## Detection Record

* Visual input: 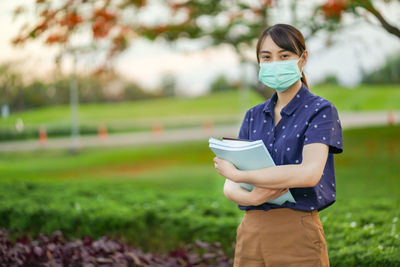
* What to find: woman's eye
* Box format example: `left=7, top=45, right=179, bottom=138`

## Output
left=281, top=54, right=289, bottom=59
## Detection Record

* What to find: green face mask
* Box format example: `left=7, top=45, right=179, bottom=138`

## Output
left=258, top=54, right=303, bottom=92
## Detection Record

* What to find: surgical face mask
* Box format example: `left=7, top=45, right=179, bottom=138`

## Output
left=258, top=53, right=304, bottom=92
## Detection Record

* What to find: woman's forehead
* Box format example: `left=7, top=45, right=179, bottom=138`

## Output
left=259, top=35, right=287, bottom=53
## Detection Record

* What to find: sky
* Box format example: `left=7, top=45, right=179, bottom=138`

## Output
left=1, top=0, right=399, bottom=96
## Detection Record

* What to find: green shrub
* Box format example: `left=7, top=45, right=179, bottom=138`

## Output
left=0, top=126, right=399, bottom=266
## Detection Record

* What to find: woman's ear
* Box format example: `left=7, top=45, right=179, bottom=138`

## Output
left=301, top=50, right=308, bottom=68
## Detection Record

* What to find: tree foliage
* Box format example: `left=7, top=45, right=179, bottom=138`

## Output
left=308, top=0, right=400, bottom=38
left=12, top=0, right=273, bottom=70
left=11, top=0, right=400, bottom=97
left=362, top=53, right=400, bottom=84
left=210, top=75, right=235, bottom=93
left=0, top=64, right=156, bottom=111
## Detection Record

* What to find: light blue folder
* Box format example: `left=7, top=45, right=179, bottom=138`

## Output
left=209, top=138, right=296, bottom=205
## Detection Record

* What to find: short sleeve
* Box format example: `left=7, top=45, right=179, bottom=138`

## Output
left=238, top=110, right=250, bottom=139
left=304, top=103, right=343, bottom=154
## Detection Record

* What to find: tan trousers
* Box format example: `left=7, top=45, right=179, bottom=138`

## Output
left=233, top=208, right=329, bottom=267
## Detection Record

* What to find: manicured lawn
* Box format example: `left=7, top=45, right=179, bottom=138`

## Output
left=311, top=84, right=400, bottom=111
left=0, top=90, right=260, bottom=129
left=1, top=83, right=399, bottom=130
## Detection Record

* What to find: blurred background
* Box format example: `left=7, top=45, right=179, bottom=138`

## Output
left=0, top=0, right=399, bottom=266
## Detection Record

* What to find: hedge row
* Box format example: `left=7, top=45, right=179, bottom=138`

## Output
left=0, top=181, right=399, bottom=266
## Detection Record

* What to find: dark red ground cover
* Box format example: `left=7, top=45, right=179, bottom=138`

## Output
left=0, top=229, right=232, bottom=266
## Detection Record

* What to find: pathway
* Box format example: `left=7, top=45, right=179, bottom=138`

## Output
left=0, top=111, right=398, bottom=152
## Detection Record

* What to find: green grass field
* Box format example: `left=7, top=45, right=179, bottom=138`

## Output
left=1, top=84, right=399, bottom=131
left=0, top=125, right=399, bottom=266
left=0, top=90, right=259, bottom=129
left=312, top=84, right=400, bottom=111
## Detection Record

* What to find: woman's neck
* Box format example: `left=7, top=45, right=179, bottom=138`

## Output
left=275, top=80, right=302, bottom=109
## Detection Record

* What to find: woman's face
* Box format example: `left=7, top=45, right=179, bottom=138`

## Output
left=258, top=35, right=307, bottom=70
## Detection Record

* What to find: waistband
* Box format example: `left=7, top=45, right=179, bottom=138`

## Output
left=242, top=208, right=319, bottom=229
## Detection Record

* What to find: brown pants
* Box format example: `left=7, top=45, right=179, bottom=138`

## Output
left=234, top=208, right=329, bottom=267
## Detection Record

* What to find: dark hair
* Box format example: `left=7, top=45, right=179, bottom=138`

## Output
left=256, top=24, right=309, bottom=89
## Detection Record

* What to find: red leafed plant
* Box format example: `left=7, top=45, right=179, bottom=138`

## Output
left=0, top=228, right=232, bottom=266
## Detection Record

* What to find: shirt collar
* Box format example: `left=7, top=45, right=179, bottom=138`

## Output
left=263, top=82, right=308, bottom=116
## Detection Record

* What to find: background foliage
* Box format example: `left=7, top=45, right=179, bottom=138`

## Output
left=1, top=125, right=399, bottom=266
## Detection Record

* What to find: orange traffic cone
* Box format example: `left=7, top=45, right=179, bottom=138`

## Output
left=388, top=109, right=395, bottom=126
left=39, top=126, right=47, bottom=147
left=152, top=122, right=163, bottom=138
left=203, top=119, right=214, bottom=136
left=98, top=124, right=108, bottom=142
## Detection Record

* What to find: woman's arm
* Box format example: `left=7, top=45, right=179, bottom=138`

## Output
left=223, top=179, right=253, bottom=206
left=215, top=143, right=329, bottom=189
left=223, top=179, right=289, bottom=206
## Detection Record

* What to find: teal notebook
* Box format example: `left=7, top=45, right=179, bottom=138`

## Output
left=209, top=137, right=296, bottom=205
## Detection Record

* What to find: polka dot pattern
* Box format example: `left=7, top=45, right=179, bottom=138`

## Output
left=236, top=82, right=342, bottom=212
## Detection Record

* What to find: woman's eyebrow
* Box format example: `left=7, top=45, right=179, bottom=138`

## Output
left=259, top=49, right=289, bottom=54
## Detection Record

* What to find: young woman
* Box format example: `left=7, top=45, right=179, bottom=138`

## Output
left=213, top=24, right=343, bottom=267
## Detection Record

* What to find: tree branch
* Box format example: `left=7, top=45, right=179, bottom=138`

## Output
left=361, top=1, right=400, bottom=39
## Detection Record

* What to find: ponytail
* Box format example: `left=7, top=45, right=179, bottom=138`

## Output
left=301, top=72, right=309, bottom=90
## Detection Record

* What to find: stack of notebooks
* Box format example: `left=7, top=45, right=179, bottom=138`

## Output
left=209, top=137, right=296, bottom=205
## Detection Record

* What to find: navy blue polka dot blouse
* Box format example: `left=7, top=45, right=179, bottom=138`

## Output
left=237, top=82, right=343, bottom=212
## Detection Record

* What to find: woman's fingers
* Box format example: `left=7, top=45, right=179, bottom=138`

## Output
left=213, top=157, right=219, bottom=168
left=272, top=188, right=289, bottom=198
left=255, top=187, right=287, bottom=193
left=251, top=186, right=290, bottom=205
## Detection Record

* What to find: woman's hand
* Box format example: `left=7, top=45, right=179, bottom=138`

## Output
left=213, top=157, right=241, bottom=182
left=249, top=186, right=289, bottom=206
